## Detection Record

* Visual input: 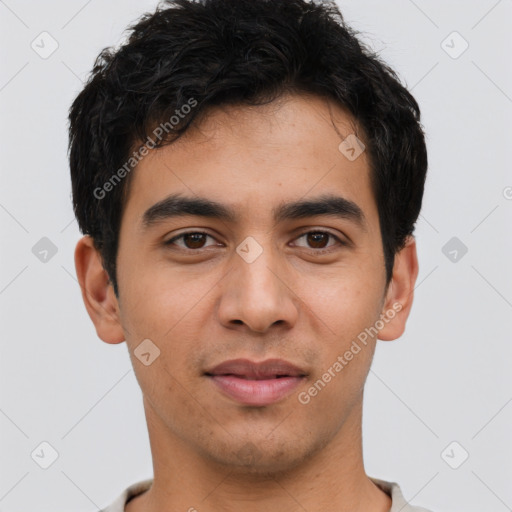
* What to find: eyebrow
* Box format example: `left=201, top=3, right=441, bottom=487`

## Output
left=141, top=193, right=367, bottom=231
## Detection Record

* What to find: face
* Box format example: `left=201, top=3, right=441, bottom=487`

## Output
left=76, top=92, right=417, bottom=475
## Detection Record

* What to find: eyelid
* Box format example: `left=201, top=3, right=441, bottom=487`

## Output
left=164, top=230, right=219, bottom=247
left=291, top=228, right=348, bottom=248
left=164, top=228, right=349, bottom=251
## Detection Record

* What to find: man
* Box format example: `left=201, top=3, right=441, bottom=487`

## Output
left=69, top=0, right=431, bottom=510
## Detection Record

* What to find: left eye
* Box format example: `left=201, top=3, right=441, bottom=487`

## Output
left=293, top=230, right=341, bottom=250
left=165, top=230, right=342, bottom=251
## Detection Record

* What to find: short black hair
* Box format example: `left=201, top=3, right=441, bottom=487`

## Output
left=68, top=0, right=428, bottom=297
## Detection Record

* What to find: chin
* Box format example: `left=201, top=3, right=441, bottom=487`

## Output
left=202, top=434, right=318, bottom=477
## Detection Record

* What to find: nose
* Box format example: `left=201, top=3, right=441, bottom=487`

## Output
left=216, top=239, right=299, bottom=334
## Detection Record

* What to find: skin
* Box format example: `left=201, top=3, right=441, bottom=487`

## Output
left=75, top=92, right=418, bottom=512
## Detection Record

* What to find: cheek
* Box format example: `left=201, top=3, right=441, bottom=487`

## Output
left=118, top=255, right=214, bottom=337
left=296, top=280, right=382, bottom=417
left=296, top=268, right=384, bottom=402
left=118, top=268, right=217, bottom=402
left=302, top=262, right=384, bottom=333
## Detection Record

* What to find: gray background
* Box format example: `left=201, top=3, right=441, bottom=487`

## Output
left=1, top=0, right=511, bottom=510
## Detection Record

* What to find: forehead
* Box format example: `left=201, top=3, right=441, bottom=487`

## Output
left=121, top=93, right=378, bottom=230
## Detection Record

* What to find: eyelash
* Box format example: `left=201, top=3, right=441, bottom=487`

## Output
left=164, top=229, right=346, bottom=253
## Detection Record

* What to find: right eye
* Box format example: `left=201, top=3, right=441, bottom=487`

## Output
left=164, top=231, right=221, bottom=251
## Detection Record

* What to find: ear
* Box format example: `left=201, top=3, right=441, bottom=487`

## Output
left=74, top=235, right=125, bottom=344
left=378, top=235, right=419, bottom=341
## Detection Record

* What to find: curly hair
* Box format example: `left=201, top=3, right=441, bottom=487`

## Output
left=68, top=0, right=428, bottom=297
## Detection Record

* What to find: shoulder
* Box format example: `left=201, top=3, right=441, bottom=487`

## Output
left=370, top=477, right=434, bottom=512
left=99, top=478, right=153, bottom=512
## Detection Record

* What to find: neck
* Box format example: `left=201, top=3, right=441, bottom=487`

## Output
left=126, top=398, right=391, bottom=512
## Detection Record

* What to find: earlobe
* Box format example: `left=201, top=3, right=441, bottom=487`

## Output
left=74, top=236, right=125, bottom=344
left=378, top=236, right=419, bottom=342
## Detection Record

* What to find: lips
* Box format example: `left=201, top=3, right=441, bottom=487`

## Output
left=205, top=358, right=307, bottom=406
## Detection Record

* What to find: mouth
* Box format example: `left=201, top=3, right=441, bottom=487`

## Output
left=205, top=358, right=307, bottom=406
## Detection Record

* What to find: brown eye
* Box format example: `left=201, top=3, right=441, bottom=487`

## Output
left=165, top=232, right=216, bottom=250
left=294, top=230, right=341, bottom=250
left=182, top=233, right=208, bottom=249
left=305, top=232, right=330, bottom=249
